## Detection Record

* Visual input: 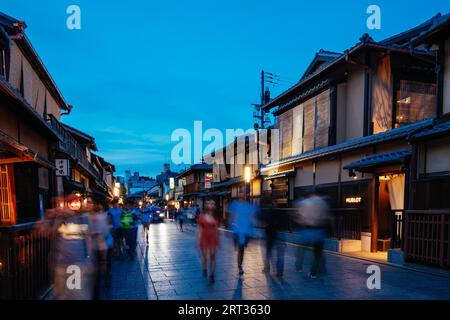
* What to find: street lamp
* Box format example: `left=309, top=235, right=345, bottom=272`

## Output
left=244, top=166, right=251, bottom=201
left=165, top=194, right=170, bottom=219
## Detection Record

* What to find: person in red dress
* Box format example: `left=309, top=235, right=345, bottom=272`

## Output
left=197, top=199, right=219, bottom=283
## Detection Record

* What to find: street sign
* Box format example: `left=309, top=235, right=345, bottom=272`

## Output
left=55, top=159, right=70, bottom=176
left=205, top=173, right=212, bottom=189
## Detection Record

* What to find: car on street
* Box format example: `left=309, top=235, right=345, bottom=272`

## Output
left=149, top=206, right=165, bottom=223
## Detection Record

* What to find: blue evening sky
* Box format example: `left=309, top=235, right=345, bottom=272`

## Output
left=1, top=0, right=449, bottom=177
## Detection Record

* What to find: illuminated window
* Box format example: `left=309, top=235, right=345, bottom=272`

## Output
left=0, top=164, right=14, bottom=224
left=395, top=80, right=436, bottom=127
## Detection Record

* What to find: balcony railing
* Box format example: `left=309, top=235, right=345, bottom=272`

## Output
left=48, top=115, right=104, bottom=186
left=0, top=222, right=51, bottom=299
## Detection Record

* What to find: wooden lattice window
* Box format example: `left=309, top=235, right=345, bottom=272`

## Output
left=0, top=164, right=14, bottom=224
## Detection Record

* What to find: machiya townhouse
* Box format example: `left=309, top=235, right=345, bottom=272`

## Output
left=0, top=11, right=116, bottom=299
left=203, top=12, right=450, bottom=269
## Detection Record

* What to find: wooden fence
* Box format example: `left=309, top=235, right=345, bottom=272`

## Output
left=404, top=210, right=450, bottom=268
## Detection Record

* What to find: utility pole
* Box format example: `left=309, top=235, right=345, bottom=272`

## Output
left=260, top=70, right=265, bottom=129
left=253, top=70, right=270, bottom=130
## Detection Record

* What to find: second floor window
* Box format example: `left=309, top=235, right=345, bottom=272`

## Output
left=302, top=89, right=331, bottom=152
left=395, top=80, right=436, bottom=127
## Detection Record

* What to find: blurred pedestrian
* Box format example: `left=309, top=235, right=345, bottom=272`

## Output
left=87, top=196, right=112, bottom=300
left=197, top=199, right=220, bottom=283
left=294, top=189, right=331, bottom=278
left=228, top=195, right=257, bottom=276
left=46, top=195, right=94, bottom=300
left=194, top=204, right=201, bottom=221
left=177, top=205, right=186, bottom=232
left=260, top=204, right=285, bottom=277
left=107, top=200, right=124, bottom=259
left=120, top=202, right=140, bottom=260
left=141, top=204, right=152, bottom=244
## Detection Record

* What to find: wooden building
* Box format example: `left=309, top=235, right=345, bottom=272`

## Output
left=260, top=14, right=447, bottom=264
left=0, top=11, right=116, bottom=298
left=177, top=163, right=213, bottom=208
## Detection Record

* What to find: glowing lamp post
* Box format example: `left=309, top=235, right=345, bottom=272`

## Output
left=244, top=166, right=251, bottom=201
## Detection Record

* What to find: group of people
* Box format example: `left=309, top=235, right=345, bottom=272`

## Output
left=43, top=196, right=155, bottom=300
left=175, top=203, right=200, bottom=231
left=43, top=189, right=331, bottom=299
left=195, top=189, right=332, bottom=282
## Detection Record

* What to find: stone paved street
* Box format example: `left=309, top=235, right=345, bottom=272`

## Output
left=105, top=222, right=450, bottom=300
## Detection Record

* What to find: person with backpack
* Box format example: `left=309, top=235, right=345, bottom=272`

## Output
left=120, top=202, right=140, bottom=260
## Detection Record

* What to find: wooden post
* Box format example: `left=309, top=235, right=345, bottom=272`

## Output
left=440, top=213, right=445, bottom=267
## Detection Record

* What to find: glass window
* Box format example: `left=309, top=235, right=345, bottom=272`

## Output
left=395, top=80, right=436, bottom=127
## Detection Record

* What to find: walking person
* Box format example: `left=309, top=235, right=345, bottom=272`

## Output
left=260, top=204, right=285, bottom=277
left=107, top=200, right=124, bottom=259
left=197, top=199, right=220, bottom=283
left=294, top=189, right=331, bottom=278
left=141, top=204, right=152, bottom=244
left=177, top=205, right=186, bottom=232
left=228, top=195, right=257, bottom=276
left=120, top=202, right=140, bottom=260
left=87, top=196, right=111, bottom=300
left=45, top=194, right=95, bottom=300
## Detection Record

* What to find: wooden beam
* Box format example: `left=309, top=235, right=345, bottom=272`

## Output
left=0, top=157, right=29, bottom=165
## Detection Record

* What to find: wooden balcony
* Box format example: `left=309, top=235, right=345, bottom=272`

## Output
left=48, top=114, right=104, bottom=187
left=183, top=182, right=205, bottom=194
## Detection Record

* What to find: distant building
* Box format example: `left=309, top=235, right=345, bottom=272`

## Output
left=176, top=163, right=213, bottom=209
left=156, top=163, right=179, bottom=202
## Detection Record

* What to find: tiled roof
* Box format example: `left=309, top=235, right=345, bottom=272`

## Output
left=343, top=149, right=411, bottom=171
left=263, top=119, right=433, bottom=170
left=410, top=119, right=450, bottom=140
left=382, top=12, right=450, bottom=47
left=211, top=176, right=243, bottom=189
left=300, top=49, right=342, bottom=81
left=263, top=169, right=295, bottom=181
left=176, top=163, right=212, bottom=178
left=273, top=80, right=329, bottom=115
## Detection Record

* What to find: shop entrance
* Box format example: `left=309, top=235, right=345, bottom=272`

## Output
left=376, top=173, right=405, bottom=252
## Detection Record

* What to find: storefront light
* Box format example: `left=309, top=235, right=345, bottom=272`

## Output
left=68, top=198, right=82, bottom=211
left=345, top=197, right=362, bottom=204
left=244, top=166, right=251, bottom=183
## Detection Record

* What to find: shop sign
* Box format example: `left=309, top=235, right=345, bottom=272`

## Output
left=55, top=159, right=70, bottom=176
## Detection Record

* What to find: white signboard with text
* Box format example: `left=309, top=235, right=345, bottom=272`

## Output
left=55, top=159, right=70, bottom=177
